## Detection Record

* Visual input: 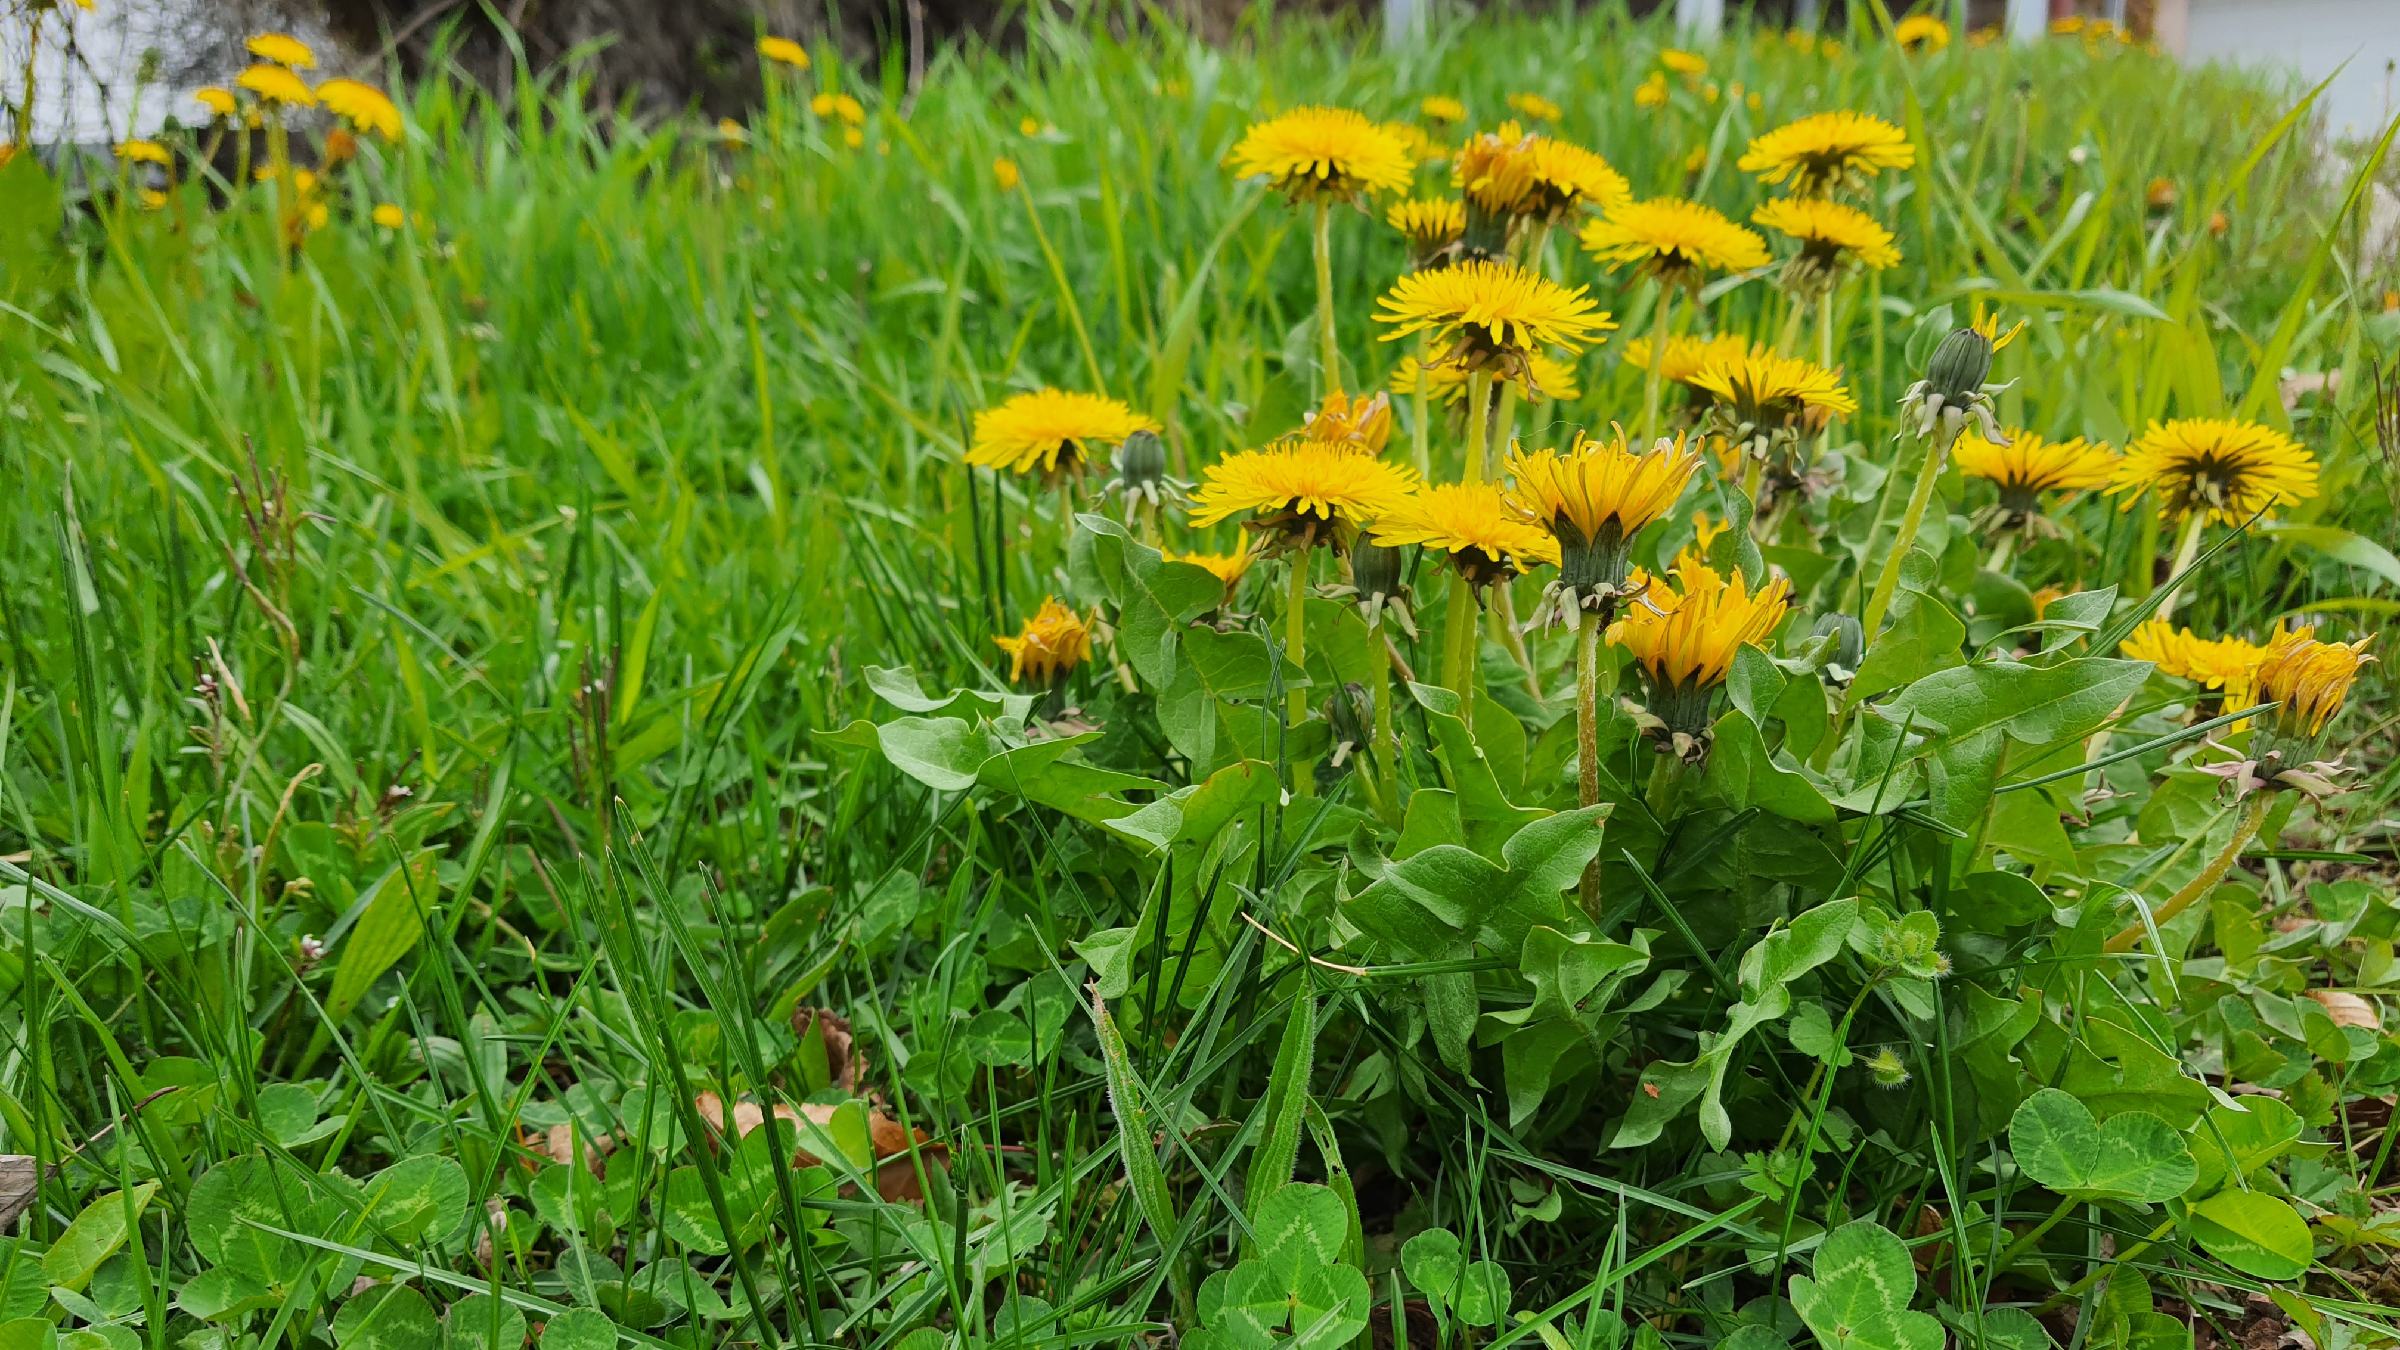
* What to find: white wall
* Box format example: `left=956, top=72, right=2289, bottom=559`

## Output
left=2181, top=0, right=2400, bottom=143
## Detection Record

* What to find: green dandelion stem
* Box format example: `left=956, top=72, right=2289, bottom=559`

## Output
left=1576, top=609, right=1606, bottom=914
left=1286, top=550, right=1311, bottom=734
left=1312, top=198, right=1341, bottom=397
left=1862, top=430, right=1950, bottom=641
left=2103, top=790, right=2271, bottom=955
left=2153, top=512, right=2208, bottom=623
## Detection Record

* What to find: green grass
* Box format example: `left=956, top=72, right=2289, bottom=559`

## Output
left=3, top=3, right=2400, bottom=1348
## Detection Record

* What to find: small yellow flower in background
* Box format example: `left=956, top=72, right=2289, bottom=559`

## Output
left=1227, top=106, right=1414, bottom=204
left=1739, top=111, right=1915, bottom=196
left=317, top=78, right=402, bottom=142
left=115, top=139, right=171, bottom=166
left=1821, top=37, right=1846, bottom=60
left=236, top=64, right=317, bottom=107
left=1381, top=120, right=1445, bottom=167
left=322, top=127, right=359, bottom=165
left=1166, top=548, right=1257, bottom=592
left=1954, top=430, right=2118, bottom=531
left=1691, top=512, right=1728, bottom=554
left=1374, top=258, right=1615, bottom=382
left=1701, top=82, right=1721, bottom=105
left=1387, top=350, right=1582, bottom=405
left=993, top=156, right=1022, bottom=191
left=810, top=92, right=866, bottom=125
left=194, top=87, right=238, bottom=119
left=1419, top=95, right=1468, bottom=125
left=1299, top=390, right=1394, bottom=455
left=844, top=128, right=866, bottom=149
left=1019, top=116, right=1043, bottom=137
left=139, top=188, right=169, bottom=210
left=1634, top=73, right=1669, bottom=110
left=245, top=32, right=317, bottom=70
left=757, top=35, right=810, bottom=70
left=1681, top=146, right=1707, bottom=175
left=2210, top=211, right=2231, bottom=237
left=1579, top=198, right=1770, bottom=286
left=1659, top=48, right=1708, bottom=77
left=1370, top=481, right=1561, bottom=590
left=2108, top=417, right=2320, bottom=525
left=1623, top=332, right=1759, bottom=388
left=2123, top=619, right=2278, bottom=713
left=1187, top=439, right=1422, bottom=550
left=718, top=117, right=750, bottom=146
left=995, top=597, right=1094, bottom=686
left=1506, top=92, right=1562, bottom=123
left=2253, top=631, right=2373, bottom=738
left=967, top=389, right=1161, bottom=479
left=1746, top=91, right=1764, bottom=112
left=1893, top=14, right=1951, bottom=52
left=1612, top=558, right=1791, bottom=753
left=1752, top=196, right=1900, bottom=288
left=2145, top=177, right=2178, bottom=210
left=371, top=202, right=406, bottom=229
left=1387, top=196, right=1466, bottom=260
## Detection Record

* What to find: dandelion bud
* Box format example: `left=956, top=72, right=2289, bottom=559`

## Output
left=1809, top=612, right=1864, bottom=683
left=1924, top=327, right=1992, bottom=408
left=1332, top=537, right=1418, bottom=637
left=1323, top=681, right=1376, bottom=769
left=1108, top=429, right=1187, bottom=517
left=1899, top=324, right=2010, bottom=445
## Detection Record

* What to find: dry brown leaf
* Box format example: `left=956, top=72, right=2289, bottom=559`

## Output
left=692, top=1092, right=944, bottom=1203
left=0, top=1156, right=36, bottom=1232
left=792, top=1008, right=866, bottom=1092
left=540, top=1122, right=615, bottom=1175
left=2309, top=990, right=2380, bottom=1030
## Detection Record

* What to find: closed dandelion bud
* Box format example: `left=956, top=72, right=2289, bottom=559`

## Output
left=1332, top=537, right=1418, bottom=636
left=1924, top=327, right=1992, bottom=407
left=1108, top=429, right=1186, bottom=515
left=1323, top=681, right=1376, bottom=769
left=1810, top=612, right=1864, bottom=683
left=1864, top=1048, right=1910, bottom=1089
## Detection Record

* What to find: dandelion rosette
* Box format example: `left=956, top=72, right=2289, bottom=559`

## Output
left=1187, top=439, right=1421, bottom=552
left=1739, top=111, right=1915, bottom=196
left=1374, top=259, right=1614, bottom=386
left=1610, top=559, right=1791, bottom=759
left=1227, top=106, right=1414, bottom=205
left=1506, top=429, right=1702, bottom=623
left=966, top=389, right=1161, bottom=481
left=1368, top=481, right=1561, bottom=592
left=2107, top=417, right=2320, bottom=525
left=1580, top=198, right=1769, bottom=287
left=995, top=597, right=1094, bottom=686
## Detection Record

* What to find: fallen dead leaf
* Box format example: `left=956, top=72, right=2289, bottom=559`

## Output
left=2308, top=990, right=2380, bottom=1031
left=792, top=1008, right=865, bottom=1092
left=0, top=1156, right=36, bottom=1231
left=693, top=1091, right=944, bottom=1203
left=540, top=1122, right=616, bottom=1175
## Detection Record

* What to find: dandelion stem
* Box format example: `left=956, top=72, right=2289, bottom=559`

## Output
left=1410, top=336, right=1432, bottom=476
left=1446, top=371, right=1495, bottom=713
left=1576, top=609, right=1606, bottom=914
left=1812, top=285, right=1838, bottom=464
left=1486, top=381, right=1537, bottom=684
left=1984, top=531, right=2017, bottom=576
left=1286, top=552, right=1311, bottom=729
left=2103, top=791, right=2270, bottom=954
left=1639, top=283, right=1677, bottom=447
left=1644, top=748, right=1684, bottom=820
left=1463, top=370, right=1492, bottom=486
left=1312, top=199, right=1342, bottom=397
left=1862, top=430, right=1949, bottom=641
left=2153, top=513, right=2208, bottom=622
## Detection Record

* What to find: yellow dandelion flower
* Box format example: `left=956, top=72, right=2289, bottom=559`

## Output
left=1635, top=73, right=1670, bottom=110
left=1969, top=306, right=2028, bottom=353
left=1388, top=350, right=1583, bottom=405
left=1374, top=259, right=1615, bottom=378
left=2145, top=176, right=2178, bottom=210
left=1623, top=333, right=1759, bottom=387
left=1692, top=512, right=1729, bottom=554
left=1580, top=198, right=1770, bottom=284
left=1954, top=430, right=2117, bottom=527
left=194, top=86, right=238, bottom=119
left=719, top=117, right=751, bottom=146
left=1299, top=391, right=1395, bottom=455
left=316, top=78, right=402, bottom=142
left=1187, top=440, right=1422, bottom=548
left=235, top=64, right=316, bottom=107
left=1751, top=197, right=1900, bottom=279
left=1506, top=430, right=1702, bottom=552
left=995, top=598, right=1093, bottom=686
left=2108, top=418, right=2320, bottom=525
left=1387, top=195, right=1466, bottom=257
left=115, top=139, right=171, bottom=166
left=757, top=35, right=810, bottom=70
left=1738, top=111, right=1915, bottom=196
left=1420, top=95, right=1468, bottom=124
left=1382, top=120, right=1445, bottom=166
left=1515, top=131, right=1632, bottom=221
left=993, top=156, right=1021, bottom=191
left=1660, top=48, right=1709, bottom=76
left=1893, top=14, right=1951, bottom=52
left=2254, top=631, right=2373, bottom=738
left=1227, top=106, right=1414, bottom=204
left=1454, top=123, right=1536, bottom=216
left=1370, top=481, right=1561, bottom=588
left=843, top=127, right=866, bottom=149
left=371, top=202, right=406, bottom=229
left=1690, top=348, right=1857, bottom=446
left=245, top=32, right=317, bottom=69
left=1611, top=560, right=1791, bottom=719
left=1167, top=548, right=1257, bottom=591
left=2122, top=619, right=2278, bottom=712
left=967, top=389, right=1162, bottom=478
left=1507, top=92, right=1563, bottom=123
